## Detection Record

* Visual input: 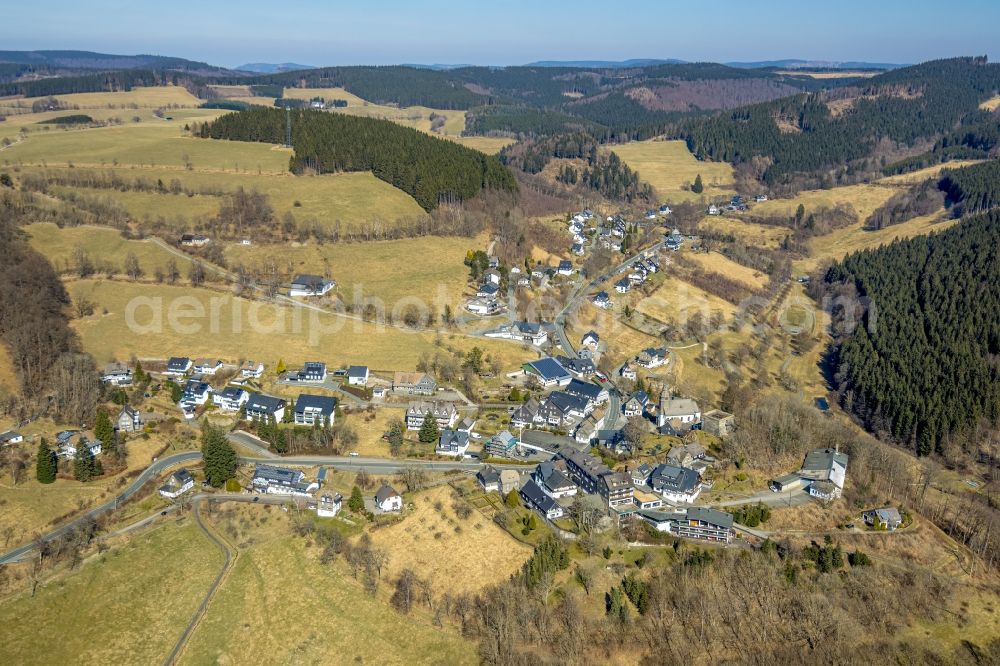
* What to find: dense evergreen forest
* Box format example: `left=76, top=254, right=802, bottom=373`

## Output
left=0, top=69, right=200, bottom=97
left=882, top=116, right=1000, bottom=176
left=822, top=209, right=1000, bottom=455
left=676, top=58, right=1000, bottom=187
left=199, top=107, right=517, bottom=210
left=938, top=159, right=1000, bottom=214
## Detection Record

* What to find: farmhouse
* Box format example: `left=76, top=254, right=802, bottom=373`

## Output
left=158, top=470, right=194, bottom=499
left=101, top=361, right=133, bottom=385
left=393, top=371, right=437, bottom=395
left=317, top=493, right=343, bottom=518
left=520, top=479, right=565, bottom=520
left=288, top=361, right=327, bottom=383
left=115, top=406, right=142, bottom=433
left=347, top=365, right=369, bottom=386
left=245, top=393, right=286, bottom=422
left=640, top=507, right=734, bottom=543
left=293, top=394, right=337, bottom=427
left=523, top=357, right=571, bottom=388
left=164, top=357, right=192, bottom=377
left=375, top=483, right=403, bottom=512
left=437, top=429, right=470, bottom=457
left=239, top=360, right=265, bottom=379
left=213, top=386, right=249, bottom=412
left=252, top=465, right=318, bottom=497
left=405, top=401, right=458, bottom=430
left=650, top=464, right=702, bottom=504
left=289, top=274, right=336, bottom=297
left=863, top=507, right=903, bottom=531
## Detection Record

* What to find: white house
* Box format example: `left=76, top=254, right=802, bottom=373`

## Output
left=317, top=493, right=343, bottom=517
left=252, top=465, right=318, bottom=497
left=0, top=431, right=24, bottom=446
left=164, top=357, right=192, bottom=377
left=293, top=394, right=337, bottom=427
left=181, top=380, right=213, bottom=406
left=708, top=204, right=720, bottom=216
left=437, top=429, right=471, bottom=457
left=581, top=331, right=600, bottom=348
left=534, top=461, right=577, bottom=499
left=193, top=358, right=223, bottom=375
left=239, top=360, right=265, bottom=379
left=620, top=364, right=637, bottom=381
left=115, top=406, right=142, bottom=433
left=615, top=278, right=631, bottom=293
left=557, top=260, right=574, bottom=276
left=289, top=274, right=335, bottom=297
left=375, top=484, right=403, bottom=512
left=347, top=365, right=369, bottom=386
left=213, top=386, right=249, bottom=412
left=650, top=464, right=702, bottom=504
left=245, top=393, right=286, bottom=422
left=59, top=437, right=102, bottom=460
left=657, top=396, right=702, bottom=428
left=101, top=361, right=133, bottom=385
left=159, top=469, right=194, bottom=499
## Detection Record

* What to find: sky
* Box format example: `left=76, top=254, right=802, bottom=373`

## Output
left=3, top=0, right=999, bottom=68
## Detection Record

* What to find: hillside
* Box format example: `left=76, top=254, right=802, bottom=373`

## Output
left=199, top=106, right=517, bottom=210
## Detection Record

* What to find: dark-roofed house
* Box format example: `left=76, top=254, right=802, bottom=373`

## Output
left=101, top=361, right=133, bottom=385
left=558, top=356, right=596, bottom=378
left=635, top=347, right=668, bottom=369
left=581, top=331, right=600, bottom=348
left=181, top=380, right=213, bottom=406
left=115, top=406, right=142, bottom=433
left=863, top=507, right=903, bottom=531
left=602, top=472, right=635, bottom=508
left=665, top=443, right=706, bottom=468
left=164, top=357, right=192, bottom=377
left=289, top=361, right=327, bottom=383
left=564, top=377, right=607, bottom=405
left=375, top=483, right=403, bottom=512
left=520, top=478, right=565, bottom=520
left=405, top=401, right=458, bottom=430
left=317, top=493, right=343, bottom=517
left=289, top=274, right=335, bottom=297
left=477, top=465, right=501, bottom=492
left=158, top=469, right=194, bottom=499
left=557, top=260, right=573, bottom=276
left=213, top=386, right=249, bottom=412
left=639, top=507, right=734, bottom=543
left=800, top=448, right=849, bottom=491
left=523, top=357, right=571, bottom=387
left=347, top=365, right=369, bottom=386
left=294, top=394, right=337, bottom=427
left=393, top=371, right=437, bottom=395
left=245, top=393, right=286, bottom=422
left=0, top=431, right=24, bottom=446
left=511, top=399, right=539, bottom=429
left=546, top=391, right=592, bottom=421
left=534, top=461, right=577, bottom=499
left=650, top=464, right=702, bottom=504
left=437, top=429, right=470, bottom=457
left=252, top=465, right=318, bottom=497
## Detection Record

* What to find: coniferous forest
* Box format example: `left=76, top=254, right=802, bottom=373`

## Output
left=822, top=210, right=1000, bottom=455
left=199, top=107, right=518, bottom=211
left=938, top=160, right=1000, bottom=215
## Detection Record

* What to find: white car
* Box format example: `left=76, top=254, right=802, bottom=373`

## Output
left=470, top=432, right=482, bottom=440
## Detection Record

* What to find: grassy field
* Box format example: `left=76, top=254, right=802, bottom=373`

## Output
left=369, top=485, right=532, bottom=595
left=224, top=234, right=484, bottom=308
left=66, top=280, right=532, bottom=371
left=879, top=160, right=985, bottom=185
left=26, top=222, right=191, bottom=275
left=685, top=251, right=769, bottom=290
left=0, top=520, right=222, bottom=665
left=699, top=215, right=790, bottom=249
left=979, top=94, right=1000, bottom=111
left=751, top=183, right=897, bottom=222
left=183, top=507, right=474, bottom=665
left=636, top=276, right=739, bottom=323
left=50, top=185, right=222, bottom=220
left=611, top=139, right=735, bottom=203
left=774, top=70, right=878, bottom=79
left=20, top=86, right=202, bottom=109
left=18, top=165, right=426, bottom=232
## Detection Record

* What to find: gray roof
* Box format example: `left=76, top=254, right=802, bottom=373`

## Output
left=686, top=506, right=734, bottom=529
left=477, top=465, right=501, bottom=485
left=166, top=356, right=191, bottom=371
left=246, top=393, right=285, bottom=414
left=254, top=464, right=304, bottom=486
left=565, top=378, right=602, bottom=401
left=438, top=429, right=470, bottom=449
left=347, top=365, right=368, bottom=378
left=537, top=461, right=574, bottom=491
left=520, top=479, right=560, bottom=513
left=217, top=386, right=246, bottom=400
left=526, top=357, right=570, bottom=382
left=515, top=321, right=542, bottom=335
left=375, top=484, right=399, bottom=504
left=650, top=464, right=701, bottom=493
left=294, top=393, right=337, bottom=416
left=547, top=391, right=589, bottom=415
left=801, top=448, right=849, bottom=474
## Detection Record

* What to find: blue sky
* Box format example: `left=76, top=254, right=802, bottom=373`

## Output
left=3, top=0, right=999, bottom=67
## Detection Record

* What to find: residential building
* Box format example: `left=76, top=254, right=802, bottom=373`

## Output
left=347, top=365, right=369, bottom=386
left=708, top=204, right=720, bottom=216
left=239, top=360, right=265, bottom=379
left=666, top=443, right=706, bottom=469
left=101, top=361, right=133, bottom=385
left=547, top=390, right=592, bottom=420
left=466, top=298, right=502, bottom=316
left=574, top=413, right=604, bottom=445
left=659, top=204, right=672, bottom=216
left=405, top=401, right=458, bottom=430
left=863, top=507, right=903, bottom=531
left=500, top=469, right=520, bottom=494
left=510, top=399, right=539, bottom=429
left=635, top=347, right=668, bottom=369
left=615, top=278, right=631, bottom=293
left=181, top=380, right=213, bottom=406
left=180, top=233, right=210, bottom=247
left=702, top=409, right=735, bottom=437
left=623, top=394, right=647, bottom=418
left=602, top=472, right=635, bottom=508
left=477, top=465, right=501, bottom=492
left=213, top=386, right=249, bottom=412
left=581, top=331, right=600, bottom=348
left=164, top=357, right=192, bottom=377
left=620, top=364, right=637, bottom=381
left=486, top=321, right=549, bottom=347
left=520, top=479, right=565, bottom=520
left=193, top=358, right=223, bottom=375
left=629, top=463, right=653, bottom=487
left=640, top=507, right=734, bottom=543
left=799, top=448, right=849, bottom=497
left=523, top=357, right=571, bottom=387
left=483, top=269, right=501, bottom=285
left=0, top=431, right=24, bottom=446
left=58, top=436, right=102, bottom=460
left=558, top=448, right=611, bottom=496
left=558, top=356, right=596, bottom=378
left=557, top=260, right=574, bottom=276
left=633, top=489, right=664, bottom=510
left=245, top=393, right=286, bottom=422
left=289, top=274, right=335, bottom=297
left=115, top=406, right=142, bottom=433
left=159, top=469, right=194, bottom=499
left=534, top=461, right=577, bottom=499
left=456, top=417, right=476, bottom=433
left=650, top=464, right=702, bottom=504
left=477, top=282, right=500, bottom=299
left=317, top=493, right=343, bottom=518
left=591, top=291, right=612, bottom=309
left=289, top=361, right=327, bottom=383
left=294, top=394, right=337, bottom=427
left=657, top=395, right=702, bottom=430
left=485, top=430, right=518, bottom=459
left=437, top=429, right=470, bottom=457
left=252, top=465, right=318, bottom=497
left=375, top=484, right=403, bottom=512
left=393, top=371, right=437, bottom=395
left=564, top=378, right=608, bottom=405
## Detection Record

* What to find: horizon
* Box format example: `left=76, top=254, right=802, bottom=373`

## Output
left=3, top=0, right=999, bottom=68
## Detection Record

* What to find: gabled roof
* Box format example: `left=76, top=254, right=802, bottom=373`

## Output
left=525, top=357, right=569, bottom=382
left=166, top=356, right=191, bottom=370
left=520, top=478, right=559, bottom=513
left=801, top=448, right=849, bottom=474
left=686, top=506, right=734, bottom=529
left=651, top=464, right=701, bottom=493
left=438, top=429, right=470, bottom=449
left=565, top=378, right=602, bottom=401
left=294, top=394, right=337, bottom=415
left=515, top=321, right=542, bottom=335
left=547, top=391, right=589, bottom=414
left=246, top=393, right=285, bottom=413
left=375, top=484, right=400, bottom=504
left=582, top=330, right=600, bottom=342
left=217, top=386, right=247, bottom=400
left=291, top=274, right=328, bottom=287
left=477, top=465, right=501, bottom=485
left=347, top=365, right=369, bottom=378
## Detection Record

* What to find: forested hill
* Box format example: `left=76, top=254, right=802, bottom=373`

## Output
left=676, top=57, right=1000, bottom=189
left=938, top=160, right=1000, bottom=215
left=822, top=209, right=1000, bottom=456
left=199, top=107, right=517, bottom=211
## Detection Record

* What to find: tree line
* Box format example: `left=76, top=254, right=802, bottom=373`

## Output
left=199, top=107, right=518, bottom=211
left=938, top=159, right=1000, bottom=215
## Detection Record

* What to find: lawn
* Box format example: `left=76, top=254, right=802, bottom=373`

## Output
left=224, top=234, right=484, bottom=309
left=611, top=139, right=735, bottom=203
left=25, top=222, right=192, bottom=275
left=18, top=165, right=425, bottom=232
left=181, top=508, right=474, bottom=665
left=368, top=485, right=532, bottom=596
left=0, top=520, right=222, bottom=665
left=65, top=280, right=533, bottom=371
